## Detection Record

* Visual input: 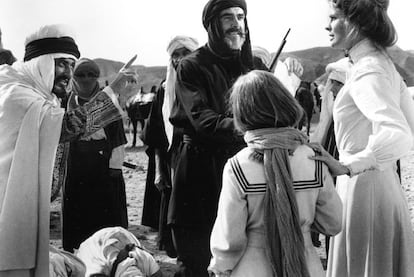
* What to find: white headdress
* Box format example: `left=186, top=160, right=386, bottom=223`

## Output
left=162, top=35, right=199, bottom=148
left=252, top=45, right=271, bottom=68
left=6, top=24, right=79, bottom=106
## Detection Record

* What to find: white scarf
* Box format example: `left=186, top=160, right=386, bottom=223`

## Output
left=162, top=63, right=177, bottom=148
left=162, top=36, right=198, bottom=148
left=0, top=53, right=76, bottom=275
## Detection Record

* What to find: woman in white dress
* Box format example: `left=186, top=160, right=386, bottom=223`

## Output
left=208, top=70, right=343, bottom=277
left=311, top=0, right=414, bottom=276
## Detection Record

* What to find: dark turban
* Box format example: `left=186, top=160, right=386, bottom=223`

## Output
left=74, top=58, right=100, bottom=78
left=201, top=0, right=253, bottom=72
left=24, top=36, right=80, bottom=61
left=202, top=0, right=247, bottom=30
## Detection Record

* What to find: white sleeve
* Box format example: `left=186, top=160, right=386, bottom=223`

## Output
left=399, top=79, right=414, bottom=145
left=313, top=164, right=342, bottom=236
left=345, top=71, right=413, bottom=173
left=109, top=145, right=125, bottom=169
left=208, top=161, right=248, bottom=274
left=128, top=248, right=160, bottom=276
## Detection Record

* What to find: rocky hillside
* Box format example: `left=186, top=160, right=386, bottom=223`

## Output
left=94, top=45, right=414, bottom=91
left=281, top=45, right=414, bottom=85
left=94, top=58, right=166, bottom=91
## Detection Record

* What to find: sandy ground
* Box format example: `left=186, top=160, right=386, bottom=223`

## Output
left=50, top=123, right=414, bottom=276
left=50, top=127, right=179, bottom=276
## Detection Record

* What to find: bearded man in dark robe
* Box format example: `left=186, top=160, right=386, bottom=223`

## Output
left=167, top=0, right=263, bottom=276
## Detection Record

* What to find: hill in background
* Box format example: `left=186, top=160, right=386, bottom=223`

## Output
left=95, top=45, right=414, bottom=92
left=95, top=58, right=166, bottom=92
left=281, top=45, right=414, bottom=86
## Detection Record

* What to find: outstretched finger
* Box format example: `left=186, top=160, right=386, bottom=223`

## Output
left=121, top=54, right=137, bottom=70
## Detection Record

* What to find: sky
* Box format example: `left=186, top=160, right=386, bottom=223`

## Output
left=0, top=0, right=412, bottom=66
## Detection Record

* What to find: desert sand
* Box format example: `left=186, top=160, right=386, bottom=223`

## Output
left=50, top=127, right=414, bottom=276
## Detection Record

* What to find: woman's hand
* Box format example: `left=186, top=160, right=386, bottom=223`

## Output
left=308, top=142, right=350, bottom=177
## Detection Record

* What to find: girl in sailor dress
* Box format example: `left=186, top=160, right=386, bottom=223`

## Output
left=208, top=70, right=343, bottom=277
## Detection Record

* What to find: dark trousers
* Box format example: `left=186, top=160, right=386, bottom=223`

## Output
left=171, top=226, right=211, bottom=277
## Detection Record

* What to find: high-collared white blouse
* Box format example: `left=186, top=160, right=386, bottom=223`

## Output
left=333, top=39, right=413, bottom=174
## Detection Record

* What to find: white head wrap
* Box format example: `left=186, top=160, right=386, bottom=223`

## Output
left=162, top=35, right=199, bottom=148
left=166, top=35, right=199, bottom=56
left=76, top=227, right=160, bottom=277
left=0, top=24, right=78, bottom=107
left=114, top=248, right=159, bottom=277
left=12, top=53, right=77, bottom=105
left=252, top=45, right=271, bottom=68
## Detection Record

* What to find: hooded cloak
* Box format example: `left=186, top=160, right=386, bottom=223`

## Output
left=202, top=0, right=253, bottom=71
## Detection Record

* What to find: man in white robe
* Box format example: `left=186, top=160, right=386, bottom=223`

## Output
left=0, top=24, right=136, bottom=277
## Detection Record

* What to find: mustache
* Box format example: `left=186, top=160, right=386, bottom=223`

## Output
left=55, top=74, right=71, bottom=81
left=225, top=27, right=246, bottom=37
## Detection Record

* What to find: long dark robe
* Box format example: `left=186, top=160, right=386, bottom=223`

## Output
left=62, top=94, right=128, bottom=253
left=141, top=81, right=179, bottom=257
left=168, top=45, right=251, bottom=229
left=141, top=82, right=165, bottom=230
left=323, top=121, right=339, bottom=162
left=167, top=44, right=260, bottom=276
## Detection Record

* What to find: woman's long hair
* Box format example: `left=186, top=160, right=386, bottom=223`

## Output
left=330, top=0, right=397, bottom=48
left=230, top=70, right=309, bottom=276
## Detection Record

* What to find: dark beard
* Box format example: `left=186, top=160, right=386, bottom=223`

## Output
left=52, top=78, right=72, bottom=99
left=172, top=60, right=179, bottom=70
left=52, top=89, right=67, bottom=99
